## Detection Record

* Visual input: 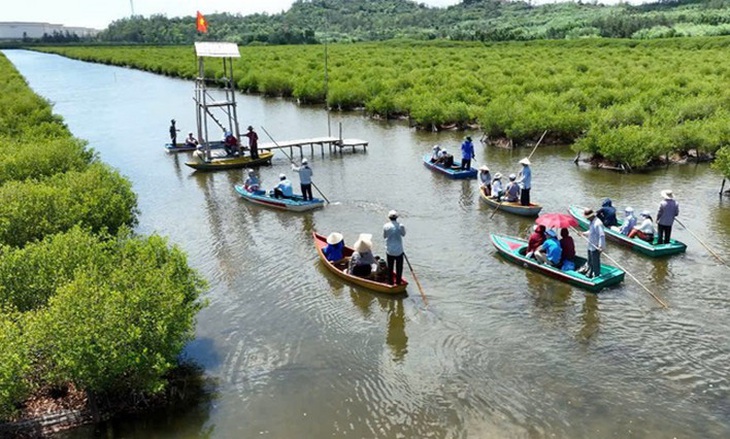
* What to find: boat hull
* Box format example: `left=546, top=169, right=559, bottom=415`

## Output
left=490, top=233, right=624, bottom=292
left=185, top=151, right=274, bottom=171
left=479, top=188, right=542, bottom=217
left=313, top=232, right=408, bottom=294
left=422, top=154, right=477, bottom=179
left=235, top=186, right=325, bottom=212
left=568, top=205, right=686, bottom=257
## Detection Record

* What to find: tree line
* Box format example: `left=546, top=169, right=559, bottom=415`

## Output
left=91, top=0, right=730, bottom=45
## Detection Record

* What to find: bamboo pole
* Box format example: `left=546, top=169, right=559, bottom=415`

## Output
left=404, top=253, right=428, bottom=307
left=675, top=218, right=728, bottom=268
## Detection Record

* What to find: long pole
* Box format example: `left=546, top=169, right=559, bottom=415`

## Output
left=675, top=218, right=728, bottom=267
left=260, top=126, right=331, bottom=204
left=489, top=130, right=548, bottom=219
left=403, top=253, right=428, bottom=307
left=720, top=178, right=726, bottom=196
left=570, top=227, right=668, bottom=308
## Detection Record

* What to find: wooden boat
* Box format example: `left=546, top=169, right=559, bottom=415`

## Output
left=313, top=232, right=408, bottom=294
left=479, top=188, right=542, bottom=217
left=165, top=140, right=224, bottom=152
left=422, top=154, right=477, bottom=179
left=235, top=186, right=325, bottom=212
left=185, top=150, right=274, bottom=171
left=490, top=233, right=625, bottom=292
left=568, top=205, right=686, bottom=257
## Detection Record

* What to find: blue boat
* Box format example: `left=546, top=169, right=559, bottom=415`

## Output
left=422, top=154, right=477, bottom=179
left=234, top=185, right=325, bottom=212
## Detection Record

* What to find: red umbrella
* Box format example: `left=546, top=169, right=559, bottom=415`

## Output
left=535, top=213, right=578, bottom=229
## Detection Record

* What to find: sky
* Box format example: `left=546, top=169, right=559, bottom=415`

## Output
left=7, top=0, right=652, bottom=30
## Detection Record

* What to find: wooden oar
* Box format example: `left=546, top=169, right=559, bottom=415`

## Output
left=260, top=126, right=332, bottom=204
left=489, top=130, right=547, bottom=219
left=570, top=226, right=668, bottom=309
left=675, top=218, right=728, bottom=267
left=403, top=253, right=428, bottom=307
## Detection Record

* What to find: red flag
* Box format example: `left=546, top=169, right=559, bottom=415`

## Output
left=196, top=11, right=208, bottom=33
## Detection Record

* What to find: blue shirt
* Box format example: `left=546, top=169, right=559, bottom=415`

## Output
left=618, top=213, right=637, bottom=235
left=517, top=165, right=532, bottom=189
left=383, top=219, right=406, bottom=256
left=541, top=237, right=562, bottom=265
left=276, top=179, right=293, bottom=196
left=461, top=140, right=475, bottom=160
left=323, top=241, right=345, bottom=261
left=292, top=165, right=313, bottom=185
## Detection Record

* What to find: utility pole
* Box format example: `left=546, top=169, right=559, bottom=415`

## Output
left=130, top=0, right=135, bottom=16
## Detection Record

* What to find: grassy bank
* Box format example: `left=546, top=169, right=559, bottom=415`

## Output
left=35, top=38, right=730, bottom=172
left=0, top=52, right=207, bottom=427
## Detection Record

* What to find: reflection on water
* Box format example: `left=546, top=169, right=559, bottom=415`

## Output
left=5, top=49, right=730, bottom=438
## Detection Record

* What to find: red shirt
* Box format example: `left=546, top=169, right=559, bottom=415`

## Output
left=244, top=131, right=258, bottom=147
left=527, top=232, right=545, bottom=253
left=560, top=236, right=576, bottom=260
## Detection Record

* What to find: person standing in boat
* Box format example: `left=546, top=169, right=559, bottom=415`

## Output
left=460, top=136, right=475, bottom=170
left=581, top=209, right=605, bottom=279
left=243, top=169, right=260, bottom=192
left=244, top=126, right=259, bottom=159
left=291, top=158, right=314, bottom=201
left=383, top=210, right=406, bottom=286
left=477, top=165, right=491, bottom=196
left=273, top=174, right=293, bottom=199
left=656, top=189, right=679, bottom=245
left=349, top=233, right=376, bottom=277
left=169, top=119, right=179, bottom=146
left=516, top=157, right=532, bottom=206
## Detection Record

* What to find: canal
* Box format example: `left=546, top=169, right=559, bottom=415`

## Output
left=4, top=49, right=730, bottom=438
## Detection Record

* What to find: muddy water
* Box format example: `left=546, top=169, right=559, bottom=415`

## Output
left=5, top=49, right=730, bottom=438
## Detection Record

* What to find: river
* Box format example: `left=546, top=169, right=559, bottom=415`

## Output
left=4, top=49, right=730, bottom=438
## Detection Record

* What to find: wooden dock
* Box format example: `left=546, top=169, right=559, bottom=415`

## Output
left=259, top=137, right=368, bottom=159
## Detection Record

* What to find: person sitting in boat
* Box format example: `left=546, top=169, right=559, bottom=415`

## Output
left=629, top=211, right=655, bottom=243
left=430, top=145, right=442, bottom=163
left=614, top=206, right=637, bottom=236
left=559, top=228, right=576, bottom=271
left=535, top=229, right=562, bottom=267
left=349, top=233, right=376, bottom=278
left=373, top=257, right=389, bottom=283
left=223, top=131, right=239, bottom=156
left=193, top=145, right=207, bottom=163
left=596, top=198, right=618, bottom=228
left=478, top=165, right=491, bottom=196
left=490, top=173, right=504, bottom=199
left=243, top=169, right=260, bottom=192
left=323, top=232, right=345, bottom=262
left=503, top=174, right=520, bottom=203
left=273, top=174, right=293, bottom=199
left=436, top=149, right=454, bottom=168
left=184, top=132, right=198, bottom=148
left=526, top=224, right=546, bottom=258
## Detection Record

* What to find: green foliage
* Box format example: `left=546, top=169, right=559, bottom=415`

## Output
left=712, top=146, right=730, bottom=178
left=0, top=309, right=31, bottom=420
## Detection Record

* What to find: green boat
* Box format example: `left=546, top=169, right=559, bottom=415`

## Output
left=490, top=233, right=625, bottom=292
left=568, top=205, right=686, bottom=257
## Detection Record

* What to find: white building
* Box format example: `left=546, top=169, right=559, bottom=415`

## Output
left=0, top=22, right=99, bottom=40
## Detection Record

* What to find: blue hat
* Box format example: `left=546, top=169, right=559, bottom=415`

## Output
left=546, top=229, right=557, bottom=238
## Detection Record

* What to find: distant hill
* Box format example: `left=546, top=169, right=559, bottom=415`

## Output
left=97, top=0, right=730, bottom=44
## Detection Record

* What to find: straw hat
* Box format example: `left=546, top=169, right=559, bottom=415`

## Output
left=247, top=125, right=254, bottom=131
left=494, top=173, right=503, bottom=180
left=661, top=189, right=674, bottom=199
left=388, top=210, right=398, bottom=219
left=519, top=158, right=531, bottom=166
left=479, top=165, right=490, bottom=172
left=432, top=145, right=441, bottom=151
left=353, top=233, right=373, bottom=253
left=584, top=208, right=596, bottom=219
left=625, top=206, right=634, bottom=213
left=326, top=232, right=343, bottom=245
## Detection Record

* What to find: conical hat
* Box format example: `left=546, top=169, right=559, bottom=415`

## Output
left=326, top=232, right=343, bottom=245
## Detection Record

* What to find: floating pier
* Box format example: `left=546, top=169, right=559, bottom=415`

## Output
left=259, top=136, right=368, bottom=159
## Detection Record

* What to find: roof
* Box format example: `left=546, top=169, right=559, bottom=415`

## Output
left=194, top=42, right=240, bottom=58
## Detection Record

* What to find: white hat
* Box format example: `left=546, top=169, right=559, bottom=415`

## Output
left=388, top=210, right=398, bottom=219
left=494, top=173, right=502, bottom=179
left=509, top=173, right=516, bottom=180
left=641, top=210, right=651, bottom=217
left=353, top=233, right=373, bottom=252
left=661, top=189, right=674, bottom=199
left=432, top=145, right=440, bottom=150
left=479, top=165, right=490, bottom=171
left=247, top=168, right=255, bottom=175
left=519, top=158, right=531, bottom=165
left=326, top=232, right=343, bottom=245
left=279, top=173, right=286, bottom=180
left=302, top=158, right=309, bottom=165
left=625, top=206, right=634, bottom=212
